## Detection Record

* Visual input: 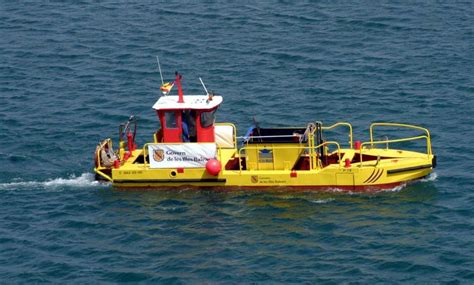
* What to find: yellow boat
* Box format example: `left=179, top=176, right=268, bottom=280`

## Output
left=94, top=73, right=436, bottom=191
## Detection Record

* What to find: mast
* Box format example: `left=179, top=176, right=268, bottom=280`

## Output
left=175, top=72, right=184, bottom=103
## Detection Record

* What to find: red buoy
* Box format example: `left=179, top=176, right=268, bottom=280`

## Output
left=206, top=159, right=221, bottom=176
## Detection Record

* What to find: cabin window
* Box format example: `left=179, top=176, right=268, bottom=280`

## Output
left=165, top=111, right=178, bottom=129
left=200, top=109, right=216, bottom=128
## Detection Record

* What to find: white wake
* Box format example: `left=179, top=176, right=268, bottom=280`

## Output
left=420, top=172, right=438, bottom=182
left=310, top=198, right=336, bottom=204
left=0, top=173, right=110, bottom=190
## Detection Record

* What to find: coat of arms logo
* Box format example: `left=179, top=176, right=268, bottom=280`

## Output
left=251, top=175, right=258, bottom=183
left=153, top=148, right=164, bottom=162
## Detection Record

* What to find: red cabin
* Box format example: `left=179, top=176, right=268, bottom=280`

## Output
left=153, top=95, right=222, bottom=143
left=151, top=73, right=222, bottom=143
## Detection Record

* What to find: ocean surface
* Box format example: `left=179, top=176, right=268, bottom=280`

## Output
left=1, top=1, right=473, bottom=283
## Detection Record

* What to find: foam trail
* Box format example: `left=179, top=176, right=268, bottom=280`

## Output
left=421, top=172, right=438, bottom=182
left=380, top=173, right=438, bottom=193
left=0, top=173, right=110, bottom=190
left=380, top=183, right=407, bottom=193
left=311, top=198, right=335, bottom=204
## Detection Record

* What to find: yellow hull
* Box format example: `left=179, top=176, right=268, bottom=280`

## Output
left=94, top=122, right=436, bottom=192
left=96, top=148, right=434, bottom=192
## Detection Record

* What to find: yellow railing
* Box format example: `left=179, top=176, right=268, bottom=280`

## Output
left=94, top=168, right=113, bottom=182
left=311, top=141, right=342, bottom=170
left=142, top=143, right=152, bottom=166
left=215, top=122, right=238, bottom=164
left=237, top=140, right=342, bottom=172
left=359, top=135, right=431, bottom=166
left=369, top=123, right=432, bottom=155
left=94, top=138, right=114, bottom=182
left=322, top=122, right=353, bottom=148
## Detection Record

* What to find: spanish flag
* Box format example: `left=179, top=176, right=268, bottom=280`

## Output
left=160, top=82, right=174, bottom=95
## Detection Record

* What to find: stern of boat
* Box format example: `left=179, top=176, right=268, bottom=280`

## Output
left=94, top=138, right=116, bottom=182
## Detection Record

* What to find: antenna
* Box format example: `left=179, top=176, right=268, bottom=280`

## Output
left=199, top=77, right=209, bottom=95
left=156, top=56, right=164, bottom=85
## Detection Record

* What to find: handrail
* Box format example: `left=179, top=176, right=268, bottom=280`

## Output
left=142, top=143, right=151, bottom=166
left=369, top=122, right=431, bottom=155
left=314, top=141, right=342, bottom=169
left=358, top=135, right=430, bottom=166
left=215, top=122, right=238, bottom=165
left=94, top=168, right=113, bottom=182
left=322, top=122, right=353, bottom=148
left=94, top=138, right=115, bottom=182
left=237, top=140, right=341, bottom=173
left=236, top=134, right=303, bottom=139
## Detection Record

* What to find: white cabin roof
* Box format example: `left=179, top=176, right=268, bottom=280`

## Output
left=152, top=95, right=223, bottom=111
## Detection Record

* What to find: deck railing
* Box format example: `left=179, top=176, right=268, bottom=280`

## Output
left=138, top=122, right=432, bottom=170
left=356, top=122, right=432, bottom=166
left=94, top=138, right=114, bottom=182
left=215, top=122, right=238, bottom=163
left=321, top=122, right=353, bottom=148
left=369, top=123, right=432, bottom=155
left=237, top=140, right=342, bottom=172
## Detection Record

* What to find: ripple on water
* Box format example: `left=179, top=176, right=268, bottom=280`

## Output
left=1, top=1, right=473, bottom=283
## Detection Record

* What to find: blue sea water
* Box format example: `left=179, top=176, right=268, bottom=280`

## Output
left=1, top=1, right=473, bottom=283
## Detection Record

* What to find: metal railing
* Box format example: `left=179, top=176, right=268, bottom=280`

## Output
left=142, top=143, right=152, bottom=166
left=358, top=135, right=430, bottom=167
left=215, top=122, right=237, bottom=165
left=237, top=140, right=342, bottom=172
left=355, top=123, right=432, bottom=167
left=135, top=122, right=432, bottom=171
left=322, top=122, right=353, bottom=148
left=94, top=138, right=114, bottom=182
left=369, top=123, right=432, bottom=155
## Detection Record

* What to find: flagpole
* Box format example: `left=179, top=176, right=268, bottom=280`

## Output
left=156, top=56, right=164, bottom=85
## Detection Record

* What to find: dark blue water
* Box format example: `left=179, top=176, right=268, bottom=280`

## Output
left=1, top=1, right=473, bottom=283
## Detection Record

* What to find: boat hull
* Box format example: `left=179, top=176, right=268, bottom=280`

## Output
left=104, top=153, right=434, bottom=192
left=94, top=121, right=436, bottom=192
